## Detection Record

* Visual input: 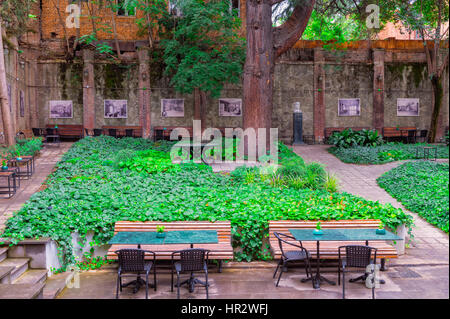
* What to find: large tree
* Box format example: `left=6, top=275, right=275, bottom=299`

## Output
left=392, top=0, right=449, bottom=142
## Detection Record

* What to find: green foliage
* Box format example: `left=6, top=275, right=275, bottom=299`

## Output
left=329, top=143, right=449, bottom=164
left=2, top=137, right=413, bottom=267
left=0, top=138, right=43, bottom=159
left=327, top=129, right=383, bottom=148
left=160, top=0, right=245, bottom=97
left=378, top=161, right=449, bottom=233
left=0, top=0, right=34, bottom=36
left=119, top=149, right=181, bottom=174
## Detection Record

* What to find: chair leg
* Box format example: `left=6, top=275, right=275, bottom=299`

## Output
left=205, top=270, right=209, bottom=299
left=153, top=265, right=157, bottom=291
left=177, top=272, right=180, bottom=299
left=276, top=261, right=285, bottom=287
left=171, top=267, right=174, bottom=292
left=273, top=259, right=282, bottom=279
left=119, top=276, right=123, bottom=292
left=218, top=260, right=223, bottom=273
left=116, top=274, right=120, bottom=299
left=338, top=262, right=341, bottom=286
left=145, top=272, right=149, bottom=299
left=342, top=269, right=345, bottom=299
left=304, top=259, right=309, bottom=278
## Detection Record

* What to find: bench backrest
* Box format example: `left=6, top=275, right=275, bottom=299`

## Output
left=382, top=127, right=416, bottom=137
left=269, top=219, right=382, bottom=235
left=114, top=221, right=231, bottom=244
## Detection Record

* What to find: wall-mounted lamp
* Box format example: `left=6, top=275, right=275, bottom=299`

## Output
left=19, top=61, right=25, bottom=69
left=318, top=75, right=323, bottom=82
left=377, top=74, right=383, bottom=82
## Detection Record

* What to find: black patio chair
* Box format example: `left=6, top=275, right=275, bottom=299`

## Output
left=32, top=128, right=43, bottom=137
left=417, top=130, right=428, bottom=143
left=93, top=129, right=103, bottom=137
left=115, top=248, right=157, bottom=299
left=273, top=232, right=312, bottom=287
left=338, top=245, right=377, bottom=299
left=171, top=248, right=210, bottom=299
left=108, top=128, right=117, bottom=138
left=125, top=129, right=134, bottom=138
left=405, top=130, right=417, bottom=144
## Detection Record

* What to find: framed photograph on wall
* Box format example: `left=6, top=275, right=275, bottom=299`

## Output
left=49, top=100, right=73, bottom=118
left=19, top=90, right=25, bottom=117
left=161, top=99, right=184, bottom=117
left=219, top=98, right=242, bottom=116
left=338, top=98, right=361, bottom=116
left=104, top=100, right=128, bottom=118
left=397, top=98, right=419, bottom=116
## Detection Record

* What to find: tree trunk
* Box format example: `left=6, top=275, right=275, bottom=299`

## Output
left=194, top=88, right=207, bottom=135
left=242, top=0, right=274, bottom=151
left=0, top=19, right=15, bottom=146
left=428, top=75, right=444, bottom=143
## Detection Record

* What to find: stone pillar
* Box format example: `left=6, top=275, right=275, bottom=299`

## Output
left=313, top=48, right=325, bottom=143
left=138, top=49, right=151, bottom=138
left=82, top=50, right=95, bottom=131
left=373, top=49, right=385, bottom=133
left=27, top=58, right=38, bottom=129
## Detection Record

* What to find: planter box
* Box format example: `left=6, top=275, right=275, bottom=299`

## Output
left=386, top=224, right=406, bottom=255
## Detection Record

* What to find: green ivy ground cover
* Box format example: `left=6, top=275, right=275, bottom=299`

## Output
left=377, top=161, right=449, bottom=233
left=329, top=143, right=449, bottom=164
left=1, top=136, right=413, bottom=268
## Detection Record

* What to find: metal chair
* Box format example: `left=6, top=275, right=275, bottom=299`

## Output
left=115, top=248, right=156, bottom=299
left=171, top=248, right=210, bottom=299
left=32, top=128, right=43, bottom=137
left=406, top=130, right=417, bottom=144
left=273, top=232, right=312, bottom=287
left=93, top=129, right=103, bottom=137
left=338, top=245, right=377, bottom=299
left=108, top=128, right=117, bottom=138
left=417, top=130, right=428, bottom=143
left=125, top=129, right=134, bottom=138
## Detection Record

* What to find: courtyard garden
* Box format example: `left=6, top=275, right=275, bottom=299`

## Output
left=1, top=136, right=414, bottom=270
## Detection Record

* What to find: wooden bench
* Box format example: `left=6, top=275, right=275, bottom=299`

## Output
left=45, top=124, right=83, bottom=140
left=106, top=221, right=234, bottom=272
left=269, top=220, right=399, bottom=270
left=153, top=126, right=193, bottom=141
left=102, top=126, right=142, bottom=138
left=324, top=127, right=370, bottom=141
left=382, top=127, right=416, bottom=142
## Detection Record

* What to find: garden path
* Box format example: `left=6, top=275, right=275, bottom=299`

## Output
left=293, top=144, right=449, bottom=268
left=0, top=143, right=72, bottom=234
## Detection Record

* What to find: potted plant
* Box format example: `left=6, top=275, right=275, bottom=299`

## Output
left=16, top=150, right=22, bottom=161
left=376, top=222, right=386, bottom=235
left=313, top=221, right=323, bottom=235
left=1, top=159, right=8, bottom=171
left=156, top=225, right=166, bottom=238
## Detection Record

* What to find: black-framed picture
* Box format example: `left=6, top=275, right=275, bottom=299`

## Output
left=19, top=90, right=25, bottom=117
left=219, top=98, right=242, bottom=116
left=338, top=98, right=361, bottom=116
left=104, top=100, right=128, bottom=118
left=397, top=98, right=419, bottom=116
left=161, top=99, right=184, bottom=117
left=49, top=100, right=73, bottom=118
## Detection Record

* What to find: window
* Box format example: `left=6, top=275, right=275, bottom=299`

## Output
left=169, top=0, right=183, bottom=17
left=117, top=0, right=136, bottom=17
left=230, top=0, right=240, bottom=17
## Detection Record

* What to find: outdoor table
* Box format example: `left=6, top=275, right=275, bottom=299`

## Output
left=288, top=228, right=402, bottom=289
left=108, top=230, right=218, bottom=293
left=416, top=146, right=437, bottom=161
left=8, top=157, right=33, bottom=180
left=0, top=169, right=19, bottom=198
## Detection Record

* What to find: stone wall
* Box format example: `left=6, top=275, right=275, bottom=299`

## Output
left=2, top=43, right=449, bottom=144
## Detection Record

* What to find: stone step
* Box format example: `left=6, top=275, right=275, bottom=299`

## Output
left=0, top=266, right=14, bottom=284
left=13, top=269, right=48, bottom=285
left=0, top=258, right=30, bottom=282
left=0, top=247, right=8, bottom=262
left=43, top=271, right=73, bottom=299
left=0, top=283, right=45, bottom=299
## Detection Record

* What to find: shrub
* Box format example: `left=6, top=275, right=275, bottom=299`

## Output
left=327, top=129, right=383, bottom=148
left=378, top=161, right=449, bottom=233
left=0, top=138, right=43, bottom=159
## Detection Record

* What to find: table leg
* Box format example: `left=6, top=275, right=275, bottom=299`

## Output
left=301, top=241, right=336, bottom=289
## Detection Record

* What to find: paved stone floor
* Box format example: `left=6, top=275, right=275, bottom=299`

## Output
left=0, top=143, right=72, bottom=233
left=1, top=143, right=448, bottom=299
